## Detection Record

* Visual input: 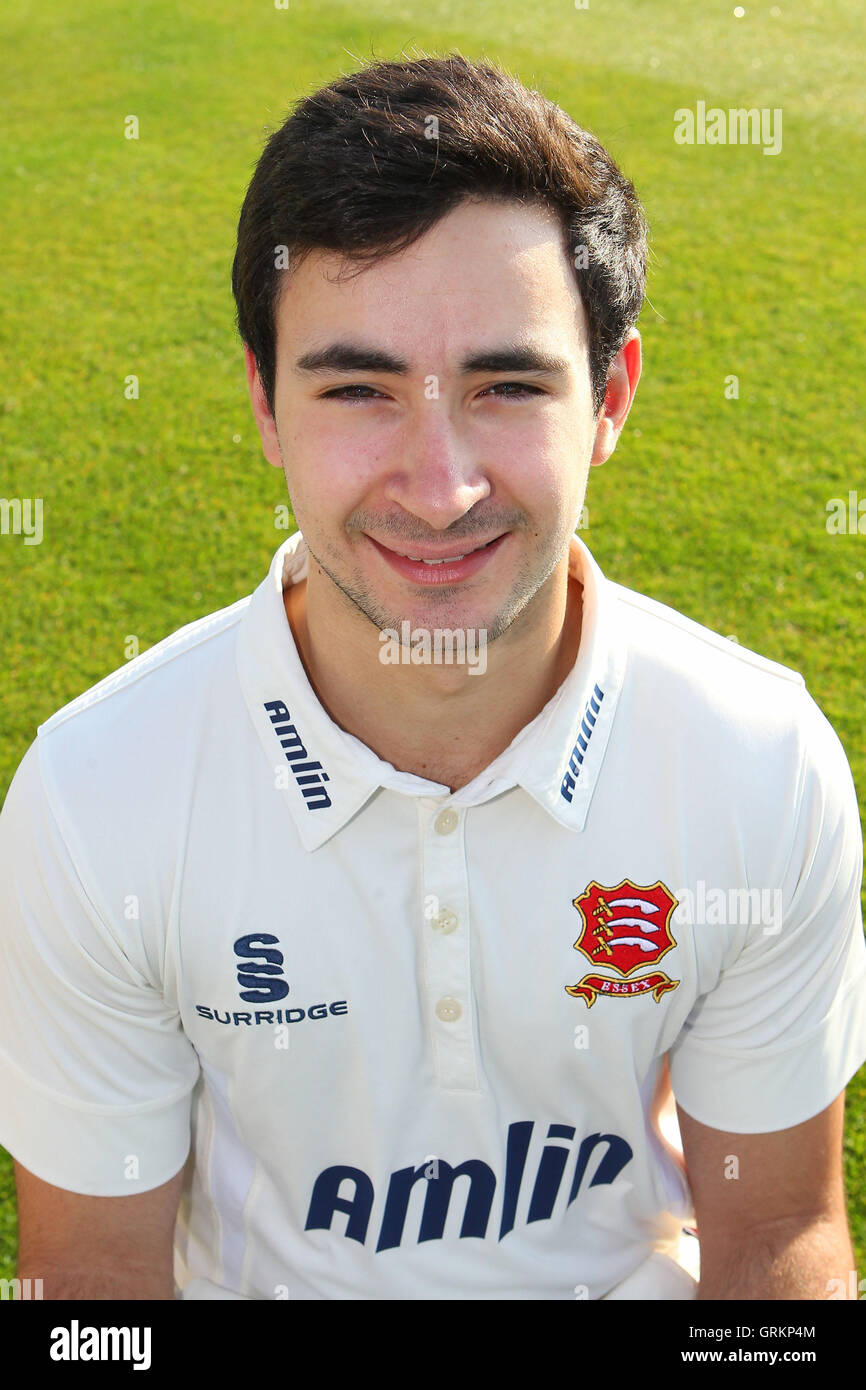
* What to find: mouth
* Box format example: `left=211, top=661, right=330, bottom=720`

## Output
left=365, top=533, right=509, bottom=586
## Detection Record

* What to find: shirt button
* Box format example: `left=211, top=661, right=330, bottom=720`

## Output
left=435, top=996, right=462, bottom=1023
left=432, top=908, right=459, bottom=935
left=433, top=808, right=459, bottom=835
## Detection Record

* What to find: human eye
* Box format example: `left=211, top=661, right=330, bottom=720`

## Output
left=479, top=382, right=545, bottom=400
left=319, top=384, right=387, bottom=401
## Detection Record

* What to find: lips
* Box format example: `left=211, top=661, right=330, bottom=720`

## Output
left=403, top=552, right=469, bottom=565
left=386, top=536, right=502, bottom=563
left=366, top=533, right=508, bottom=586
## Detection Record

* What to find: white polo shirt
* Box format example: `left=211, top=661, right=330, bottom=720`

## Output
left=1, top=530, right=864, bottom=1301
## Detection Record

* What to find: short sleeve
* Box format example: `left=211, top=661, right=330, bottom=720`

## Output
left=668, top=690, right=866, bottom=1133
left=0, top=738, right=200, bottom=1194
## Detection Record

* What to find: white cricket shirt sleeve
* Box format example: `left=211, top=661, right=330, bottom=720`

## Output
left=668, top=688, right=866, bottom=1133
left=0, top=738, right=200, bottom=1195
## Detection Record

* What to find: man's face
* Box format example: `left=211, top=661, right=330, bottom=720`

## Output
left=249, top=196, right=620, bottom=642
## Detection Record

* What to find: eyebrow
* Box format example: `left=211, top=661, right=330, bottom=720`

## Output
left=293, top=340, right=571, bottom=379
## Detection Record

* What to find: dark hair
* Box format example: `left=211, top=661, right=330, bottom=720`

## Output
left=232, top=51, right=648, bottom=416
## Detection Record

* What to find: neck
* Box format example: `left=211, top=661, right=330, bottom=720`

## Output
left=283, top=556, right=583, bottom=793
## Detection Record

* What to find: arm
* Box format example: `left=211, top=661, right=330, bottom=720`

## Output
left=14, top=1160, right=185, bottom=1300
left=677, top=1091, right=855, bottom=1299
left=0, top=743, right=199, bottom=1294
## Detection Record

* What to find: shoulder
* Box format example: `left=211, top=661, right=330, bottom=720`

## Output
left=32, top=592, right=252, bottom=824
left=608, top=578, right=812, bottom=742
left=604, top=579, right=852, bottom=817
left=610, top=579, right=805, bottom=701
left=39, top=593, right=249, bottom=736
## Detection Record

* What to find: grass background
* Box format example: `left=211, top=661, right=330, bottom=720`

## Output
left=1, top=0, right=864, bottom=1287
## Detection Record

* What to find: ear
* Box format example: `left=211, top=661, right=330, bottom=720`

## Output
left=590, top=329, right=642, bottom=467
left=243, top=343, right=284, bottom=470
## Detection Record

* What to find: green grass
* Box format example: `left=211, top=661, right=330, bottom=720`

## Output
left=1, top=0, right=864, bottom=1288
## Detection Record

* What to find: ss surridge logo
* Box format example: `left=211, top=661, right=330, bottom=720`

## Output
left=194, top=934, right=348, bottom=1027
left=565, top=880, right=680, bottom=1007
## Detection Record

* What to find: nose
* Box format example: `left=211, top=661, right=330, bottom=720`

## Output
left=383, top=408, right=491, bottom=531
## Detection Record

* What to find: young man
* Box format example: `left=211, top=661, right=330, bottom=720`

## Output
left=2, top=53, right=865, bottom=1302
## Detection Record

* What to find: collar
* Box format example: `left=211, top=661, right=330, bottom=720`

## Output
left=236, top=530, right=627, bottom=851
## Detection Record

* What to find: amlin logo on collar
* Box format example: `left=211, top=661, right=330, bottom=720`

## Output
left=560, top=684, right=604, bottom=804
left=265, top=701, right=332, bottom=810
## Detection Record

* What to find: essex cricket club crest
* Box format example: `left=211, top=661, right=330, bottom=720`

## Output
left=565, top=879, right=681, bottom=1007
